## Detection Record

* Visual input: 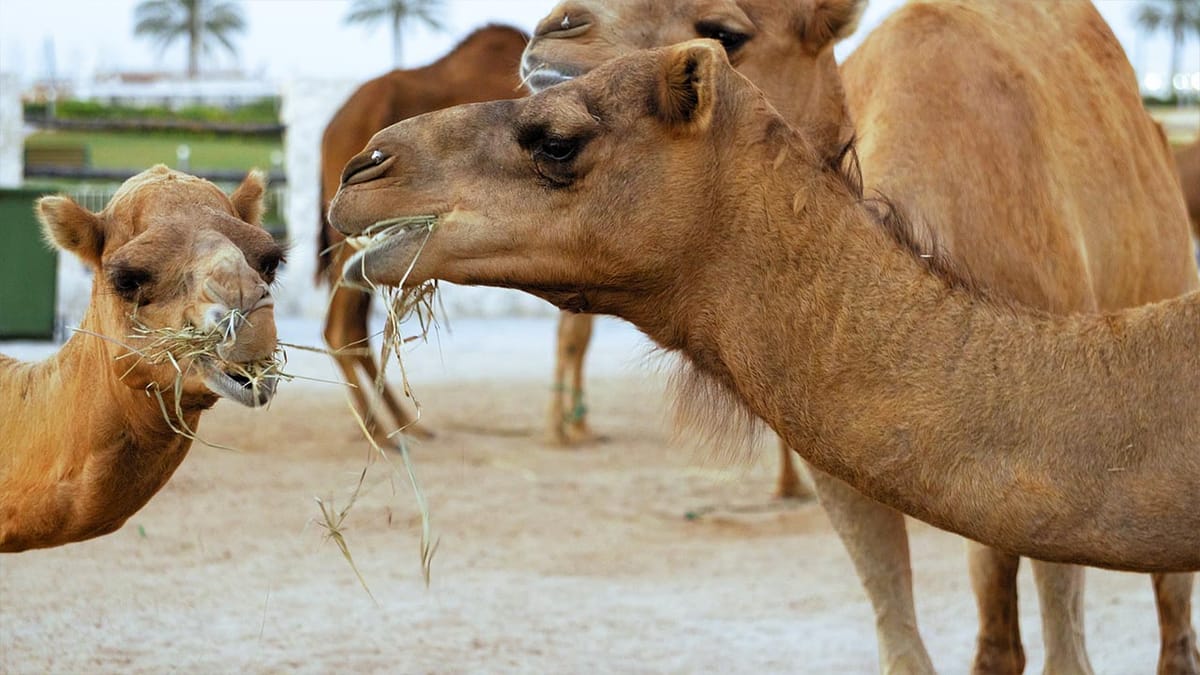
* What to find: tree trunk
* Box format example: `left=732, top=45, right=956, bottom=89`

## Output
left=392, top=11, right=403, bottom=69
left=1170, top=26, right=1181, bottom=103
left=188, top=1, right=201, bottom=79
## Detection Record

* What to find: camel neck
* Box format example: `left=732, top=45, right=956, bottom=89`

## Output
left=642, top=163, right=1200, bottom=571
left=0, top=306, right=199, bottom=550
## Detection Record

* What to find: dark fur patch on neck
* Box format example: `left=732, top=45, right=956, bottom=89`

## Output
left=827, top=139, right=985, bottom=295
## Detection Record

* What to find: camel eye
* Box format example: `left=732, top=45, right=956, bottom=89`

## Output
left=110, top=266, right=152, bottom=303
left=696, top=21, right=750, bottom=53
left=536, top=137, right=579, bottom=163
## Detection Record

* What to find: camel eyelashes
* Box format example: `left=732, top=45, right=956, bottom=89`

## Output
left=108, top=266, right=153, bottom=302
left=695, top=21, right=750, bottom=53
left=257, top=250, right=286, bottom=283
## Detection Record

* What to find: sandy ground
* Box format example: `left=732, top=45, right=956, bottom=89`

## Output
left=0, top=317, right=1195, bottom=674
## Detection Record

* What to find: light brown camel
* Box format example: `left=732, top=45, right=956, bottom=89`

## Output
left=0, top=166, right=283, bottom=552
left=330, top=43, right=1200, bottom=661
left=519, top=2, right=1199, bottom=673
left=1176, top=139, right=1200, bottom=238
left=317, top=24, right=528, bottom=444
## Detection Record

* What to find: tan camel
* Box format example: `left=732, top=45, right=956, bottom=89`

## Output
left=1176, top=139, right=1200, bottom=238
left=520, top=2, right=1199, bottom=673
left=522, top=0, right=862, bottom=474
left=0, top=166, right=283, bottom=552
left=330, top=39, right=1200, bottom=645
left=317, top=25, right=528, bottom=443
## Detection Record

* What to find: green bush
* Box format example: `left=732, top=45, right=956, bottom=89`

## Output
left=24, top=98, right=281, bottom=125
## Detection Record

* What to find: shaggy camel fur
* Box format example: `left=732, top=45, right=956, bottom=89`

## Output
left=330, top=37, right=1200, bottom=578
left=0, top=167, right=283, bottom=552
left=521, top=2, right=1199, bottom=673
left=317, top=25, right=528, bottom=443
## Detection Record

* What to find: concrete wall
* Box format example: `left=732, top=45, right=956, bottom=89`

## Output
left=0, top=73, right=22, bottom=187
left=277, top=78, right=554, bottom=321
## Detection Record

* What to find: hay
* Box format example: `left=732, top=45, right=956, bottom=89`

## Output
left=74, top=308, right=291, bottom=452
left=314, top=214, right=443, bottom=590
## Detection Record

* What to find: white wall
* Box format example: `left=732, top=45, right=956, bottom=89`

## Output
left=278, top=78, right=555, bottom=321
left=0, top=72, right=22, bottom=187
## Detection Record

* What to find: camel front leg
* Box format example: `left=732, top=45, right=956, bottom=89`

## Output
left=1152, top=572, right=1199, bottom=675
left=324, top=285, right=430, bottom=445
left=545, top=311, right=597, bottom=445
left=1031, top=560, right=1092, bottom=675
left=356, top=344, right=434, bottom=441
left=967, top=544, right=1026, bottom=675
left=809, top=466, right=935, bottom=675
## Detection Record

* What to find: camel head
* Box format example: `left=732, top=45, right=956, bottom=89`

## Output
left=37, top=166, right=284, bottom=408
left=521, top=0, right=865, bottom=157
left=330, top=41, right=812, bottom=317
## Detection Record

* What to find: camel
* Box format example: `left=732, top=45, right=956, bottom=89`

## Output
left=1176, top=139, right=1200, bottom=238
left=329, top=45, right=1200, bottom=674
left=517, top=2, right=1199, bottom=673
left=317, top=24, right=529, bottom=444
left=0, top=166, right=283, bottom=552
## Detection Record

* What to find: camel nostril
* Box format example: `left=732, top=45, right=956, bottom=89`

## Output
left=341, top=150, right=393, bottom=186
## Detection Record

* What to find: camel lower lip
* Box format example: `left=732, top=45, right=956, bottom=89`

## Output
left=341, top=226, right=427, bottom=288
left=202, top=363, right=277, bottom=408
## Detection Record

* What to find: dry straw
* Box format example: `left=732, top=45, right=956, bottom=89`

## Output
left=76, top=308, right=290, bottom=452
left=312, top=215, right=443, bottom=593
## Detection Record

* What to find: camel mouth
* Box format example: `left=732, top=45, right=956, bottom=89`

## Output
left=201, top=359, right=279, bottom=408
left=341, top=215, right=440, bottom=289
left=520, top=57, right=579, bottom=93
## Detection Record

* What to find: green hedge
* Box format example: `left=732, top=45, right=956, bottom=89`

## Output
left=23, top=98, right=280, bottom=125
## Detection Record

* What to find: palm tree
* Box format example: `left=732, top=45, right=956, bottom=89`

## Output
left=1134, top=0, right=1200, bottom=96
left=134, top=0, right=246, bottom=78
left=344, top=0, right=445, bottom=68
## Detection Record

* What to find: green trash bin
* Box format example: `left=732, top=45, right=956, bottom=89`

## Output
left=0, top=187, right=58, bottom=340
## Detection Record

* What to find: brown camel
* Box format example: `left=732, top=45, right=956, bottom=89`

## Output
left=0, top=166, right=283, bottom=552
left=330, top=41, right=1200, bottom=650
left=317, top=24, right=529, bottom=444
left=519, top=2, right=1199, bottom=673
left=1176, top=139, right=1200, bottom=238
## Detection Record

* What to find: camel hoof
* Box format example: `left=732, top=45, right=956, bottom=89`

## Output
left=1156, top=640, right=1200, bottom=675
left=543, top=426, right=571, bottom=447
left=565, top=425, right=606, bottom=445
left=970, top=641, right=1025, bottom=675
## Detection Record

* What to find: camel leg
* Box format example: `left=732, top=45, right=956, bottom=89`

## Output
left=324, top=285, right=429, bottom=444
left=563, top=312, right=598, bottom=443
left=1031, top=560, right=1092, bottom=675
left=544, top=311, right=572, bottom=445
left=1152, top=573, right=1199, bottom=675
left=355, top=347, right=433, bottom=441
left=773, top=440, right=813, bottom=499
left=967, top=543, right=1025, bottom=675
left=809, top=466, right=935, bottom=675
left=546, top=311, right=596, bottom=445
left=325, top=286, right=380, bottom=435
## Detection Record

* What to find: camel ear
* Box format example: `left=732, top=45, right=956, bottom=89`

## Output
left=797, top=0, right=866, bottom=50
left=230, top=169, right=267, bottom=226
left=653, top=40, right=724, bottom=129
left=37, top=195, right=105, bottom=267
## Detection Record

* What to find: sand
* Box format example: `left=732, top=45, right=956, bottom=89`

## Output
left=0, top=317, right=1193, bottom=674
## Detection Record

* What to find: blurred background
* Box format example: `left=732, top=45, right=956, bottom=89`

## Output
left=0, top=0, right=1196, bottom=338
